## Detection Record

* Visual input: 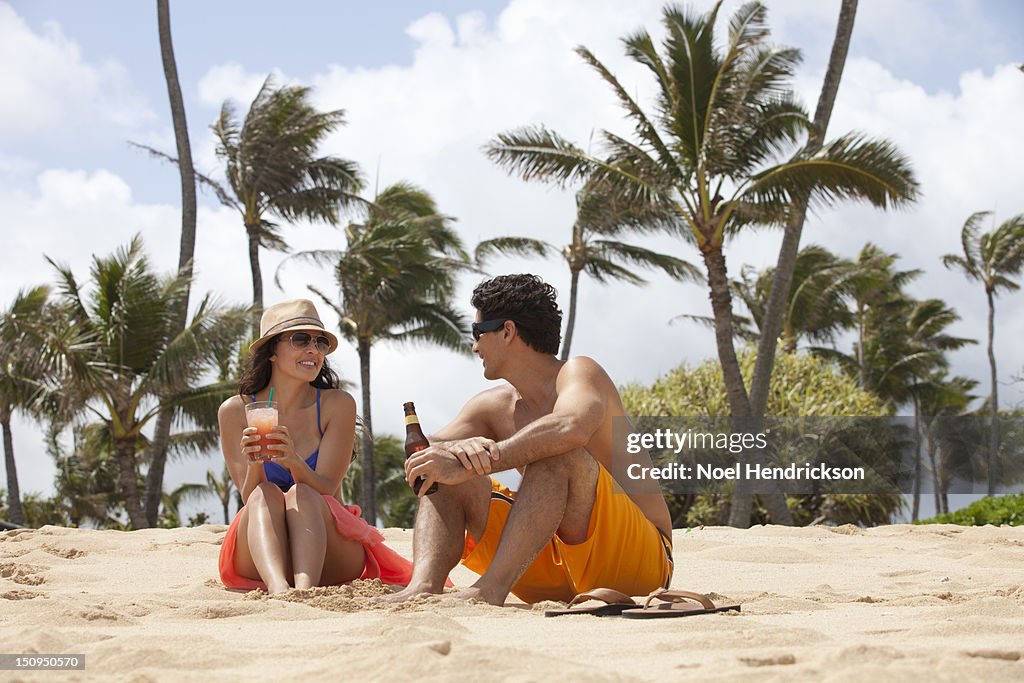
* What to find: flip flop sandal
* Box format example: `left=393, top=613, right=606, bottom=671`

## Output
left=544, top=588, right=639, bottom=617
left=620, top=588, right=741, bottom=619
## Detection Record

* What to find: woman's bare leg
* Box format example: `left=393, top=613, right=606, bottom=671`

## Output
left=235, top=482, right=291, bottom=594
left=285, top=484, right=364, bottom=589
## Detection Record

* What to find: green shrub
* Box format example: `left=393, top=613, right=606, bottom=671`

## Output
left=916, top=493, right=1024, bottom=526
left=620, top=347, right=902, bottom=527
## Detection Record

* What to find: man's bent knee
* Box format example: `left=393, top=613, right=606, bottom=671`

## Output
left=521, top=448, right=592, bottom=480
left=428, top=471, right=492, bottom=507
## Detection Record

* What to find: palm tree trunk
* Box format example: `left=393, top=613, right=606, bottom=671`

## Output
left=248, top=225, right=264, bottom=338
left=560, top=268, right=581, bottom=361
left=157, top=0, right=197, bottom=288
left=1, top=408, right=23, bottom=525
left=115, top=437, right=148, bottom=529
left=144, top=414, right=173, bottom=526
left=702, top=248, right=750, bottom=419
left=357, top=338, right=377, bottom=525
left=857, top=306, right=867, bottom=389
left=911, top=398, right=922, bottom=521
left=703, top=247, right=794, bottom=527
left=927, top=432, right=941, bottom=515
left=749, top=0, right=858, bottom=415
left=704, top=247, right=756, bottom=527
left=144, top=1, right=198, bottom=527
left=986, top=289, right=998, bottom=496
left=782, top=321, right=797, bottom=354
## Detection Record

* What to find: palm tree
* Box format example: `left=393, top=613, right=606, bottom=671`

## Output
left=137, top=77, right=365, bottom=336
left=47, top=235, right=249, bottom=528
left=46, top=421, right=124, bottom=528
left=0, top=286, right=53, bottom=525
left=485, top=1, right=917, bottom=527
left=160, top=482, right=208, bottom=527
left=755, top=246, right=855, bottom=354
left=342, top=435, right=418, bottom=528
left=146, top=0, right=201, bottom=529
left=854, top=298, right=972, bottom=410
left=477, top=174, right=701, bottom=359
left=683, top=245, right=856, bottom=352
left=900, top=301, right=976, bottom=519
left=156, top=0, right=197, bottom=284
left=913, top=373, right=978, bottom=519
left=810, top=281, right=975, bottom=519
left=206, top=467, right=235, bottom=524
left=836, top=244, right=922, bottom=390
left=942, top=211, right=1024, bottom=495
left=278, top=182, right=471, bottom=523
left=213, top=77, right=365, bottom=335
left=486, top=1, right=916, bottom=422
left=749, top=0, right=860, bottom=412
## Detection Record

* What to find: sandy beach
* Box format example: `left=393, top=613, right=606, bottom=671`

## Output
left=1, top=523, right=1022, bottom=681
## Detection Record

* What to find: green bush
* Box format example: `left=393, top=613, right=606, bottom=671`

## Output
left=916, top=493, right=1024, bottom=526
left=620, top=347, right=902, bottom=527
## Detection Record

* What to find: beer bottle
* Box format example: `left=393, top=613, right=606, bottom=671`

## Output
left=403, top=402, right=438, bottom=495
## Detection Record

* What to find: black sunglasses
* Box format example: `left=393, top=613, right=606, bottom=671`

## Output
left=287, top=331, right=331, bottom=354
left=471, top=318, right=511, bottom=342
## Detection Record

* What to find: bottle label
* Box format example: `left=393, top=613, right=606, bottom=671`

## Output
left=404, top=415, right=421, bottom=426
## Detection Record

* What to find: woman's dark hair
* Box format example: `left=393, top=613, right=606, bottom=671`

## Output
left=238, top=334, right=340, bottom=397
left=471, top=274, right=562, bottom=355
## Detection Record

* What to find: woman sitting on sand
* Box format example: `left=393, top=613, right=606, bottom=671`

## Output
left=217, top=299, right=413, bottom=594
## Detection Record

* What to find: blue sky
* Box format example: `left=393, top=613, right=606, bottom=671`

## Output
left=2, top=0, right=1022, bottom=521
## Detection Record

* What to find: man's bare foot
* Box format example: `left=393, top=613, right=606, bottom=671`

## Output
left=373, top=582, right=443, bottom=604
left=451, top=585, right=507, bottom=606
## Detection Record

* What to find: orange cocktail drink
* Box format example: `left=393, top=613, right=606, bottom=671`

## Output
left=245, top=401, right=279, bottom=461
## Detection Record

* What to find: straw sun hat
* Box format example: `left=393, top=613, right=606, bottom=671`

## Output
left=249, top=299, right=339, bottom=355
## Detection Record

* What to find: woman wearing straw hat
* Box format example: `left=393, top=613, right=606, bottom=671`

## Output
left=217, top=299, right=413, bottom=594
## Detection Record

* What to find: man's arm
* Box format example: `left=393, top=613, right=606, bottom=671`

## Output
left=405, top=360, right=609, bottom=493
left=487, top=357, right=606, bottom=473
left=428, top=387, right=504, bottom=444
left=414, top=387, right=508, bottom=476
left=404, top=386, right=511, bottom=491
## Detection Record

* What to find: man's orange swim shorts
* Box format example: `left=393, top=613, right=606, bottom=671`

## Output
left=460, top=463, right=673, bottom=603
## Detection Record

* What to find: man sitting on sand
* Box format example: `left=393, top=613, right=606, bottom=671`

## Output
left=391, top=274, right=673, bottom=605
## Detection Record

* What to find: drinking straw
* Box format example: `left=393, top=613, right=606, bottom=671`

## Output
left=268, top=387, right=274, bottom=407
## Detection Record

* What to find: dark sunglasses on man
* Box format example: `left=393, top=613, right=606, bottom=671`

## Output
left=471, top=318, right=512, bottom=342
left=286, top=331, right=332, bottom=354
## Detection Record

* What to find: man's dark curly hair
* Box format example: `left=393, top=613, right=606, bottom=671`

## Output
left=471, top=274, right=562, bottom=355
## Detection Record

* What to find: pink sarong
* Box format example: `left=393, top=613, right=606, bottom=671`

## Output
left=218, top=496, right=415, bottom=591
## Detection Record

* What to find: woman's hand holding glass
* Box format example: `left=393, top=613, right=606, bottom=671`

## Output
left=263, top=425, right=299, bottom=469
left=241, top=427, right=265, bottom=463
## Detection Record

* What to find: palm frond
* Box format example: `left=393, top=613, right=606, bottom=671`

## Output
left=475, top=237, right=556, bottom=267
left=576, top=43, right=677, bottom=174
left=484, top=125, right=594, bottom=186
left=660, top=2, right=722, bottom=161
left=129, top=142, right=239, bottom=209
left=590, top=240, right=702, bottom=284
left=741, top=133, right=919, bottom=225
left=671, top=311, right=758, bottom=341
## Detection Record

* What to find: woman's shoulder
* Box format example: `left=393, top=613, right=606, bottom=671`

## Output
left=218, top=393, right=247, bottom=420
left=318, top=387, right=356, bottom=415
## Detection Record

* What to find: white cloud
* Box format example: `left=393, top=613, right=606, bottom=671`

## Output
left=196, top=62, right=277, bottom=110
left=0, top=2, right=153, bottom=135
